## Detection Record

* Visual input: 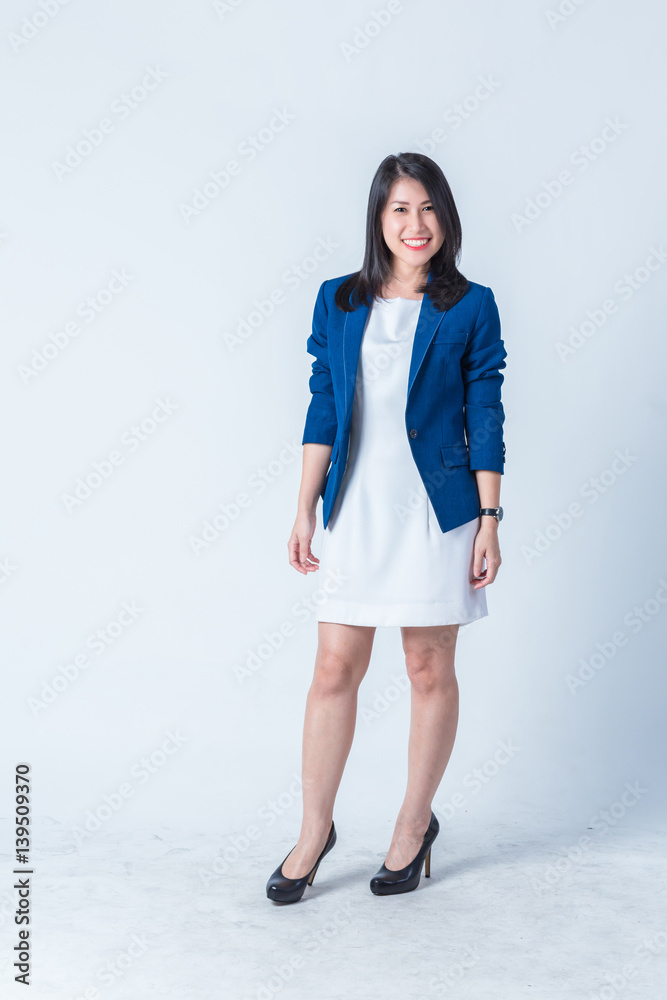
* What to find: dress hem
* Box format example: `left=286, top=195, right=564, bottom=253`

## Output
left=315, top=600, right=489, bottom=628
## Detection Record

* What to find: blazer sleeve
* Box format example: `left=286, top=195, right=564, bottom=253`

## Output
left=461, top=285, right=507, bottom=473
left=301, top=279, right=338, bottom=446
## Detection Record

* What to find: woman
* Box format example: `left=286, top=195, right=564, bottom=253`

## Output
left=266, top=151, right=507, bottom=902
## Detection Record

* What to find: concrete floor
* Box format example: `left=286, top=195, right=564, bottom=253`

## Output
left=2, top=815, right=665, bottom=999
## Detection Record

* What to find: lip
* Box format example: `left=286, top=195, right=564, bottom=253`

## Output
left=401, top=238, right=431, bottom=251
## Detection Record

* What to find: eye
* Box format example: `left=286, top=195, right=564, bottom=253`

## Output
left=392, top=205, right=434, bottom=213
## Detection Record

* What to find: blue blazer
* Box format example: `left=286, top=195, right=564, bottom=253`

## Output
left=302, top=271, right=507, bottom=534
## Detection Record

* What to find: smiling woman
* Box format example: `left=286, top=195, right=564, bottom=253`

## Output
left=268, top=151, right=507, bottom=904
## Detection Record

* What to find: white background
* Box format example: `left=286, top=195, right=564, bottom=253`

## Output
left=0, top=1, right=665, bottom=997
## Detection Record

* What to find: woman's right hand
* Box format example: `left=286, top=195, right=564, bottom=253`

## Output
left=288, top=510, right=320, bottom=575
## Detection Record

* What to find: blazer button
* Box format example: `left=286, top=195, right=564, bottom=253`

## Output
left=409, top=428, right=418, bottom=439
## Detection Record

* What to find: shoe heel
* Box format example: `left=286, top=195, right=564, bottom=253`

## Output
left=266, top=820, right=336, bottom=903
left=424, top=846, right=431, bottom=878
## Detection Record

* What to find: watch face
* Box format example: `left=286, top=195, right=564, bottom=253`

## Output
left=497, top=507, right=504, bottom=521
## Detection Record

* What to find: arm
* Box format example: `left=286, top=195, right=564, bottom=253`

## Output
left=297, top=443, right=333, bottom=520
left=471, top=468, right=502, bottom=589
left=462, top=286, right=507, bottom=587
left=289, top=281, right=337, bottom=574
left=474, top=469, right=501, bottom=510
left=462, top=285, right=507, bottom=473
left=301, top=279, right=337, bottom=446
left=288, top=443, right=332, bottom=575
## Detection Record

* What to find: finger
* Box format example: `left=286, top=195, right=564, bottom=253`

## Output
left=472, top=551, right=486, bottom=579
left=288, top=537, right=307, bottom=574
left=299, top=540, right=317, bottom=569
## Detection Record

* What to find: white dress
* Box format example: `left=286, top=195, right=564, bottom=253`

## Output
left=316, top=296, right=488, bottom=628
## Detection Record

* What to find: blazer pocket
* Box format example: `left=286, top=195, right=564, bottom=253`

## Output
left=440, top=444, right=469, bottom=467
left=432, top=325, right=468, bottom=345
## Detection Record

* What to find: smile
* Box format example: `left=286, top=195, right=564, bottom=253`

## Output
left=402, top=238, right=431, bottom=249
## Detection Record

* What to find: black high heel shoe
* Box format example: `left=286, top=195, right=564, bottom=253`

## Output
left=370, top=811, right=439, bottom=895
left=266, top=820, right=336, bottom=903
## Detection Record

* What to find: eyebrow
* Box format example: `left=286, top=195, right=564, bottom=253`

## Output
left=389, top=199, right=432, bottom=205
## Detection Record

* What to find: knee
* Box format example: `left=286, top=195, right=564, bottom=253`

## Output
left=404, top=650, right=456, bottom=694
left=312, top=649, right=361, bottom=697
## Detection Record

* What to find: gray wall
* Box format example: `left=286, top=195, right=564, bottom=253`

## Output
left=2, top=0, right=665, bottom=844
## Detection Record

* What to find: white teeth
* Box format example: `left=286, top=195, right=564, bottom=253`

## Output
left=402, top=239, right=430, bottom=246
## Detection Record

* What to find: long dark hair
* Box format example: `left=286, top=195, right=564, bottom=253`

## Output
left=334, top=152, right=468, bottom=313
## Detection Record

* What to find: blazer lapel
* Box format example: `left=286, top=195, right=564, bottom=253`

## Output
left=406, top=280, right=447, bottom=399
left=340, top=270, right=448, bottom=418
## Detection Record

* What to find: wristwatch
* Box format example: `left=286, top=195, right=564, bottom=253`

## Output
left=479, top=507, right=503, bottom=522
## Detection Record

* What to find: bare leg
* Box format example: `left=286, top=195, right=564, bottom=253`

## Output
left=382, top=623, right=459, bottom=870
left=281, top=621, right=376, bottom=878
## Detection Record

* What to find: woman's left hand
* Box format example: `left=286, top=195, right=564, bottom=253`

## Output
left=471, top=521, right=502, bottom=588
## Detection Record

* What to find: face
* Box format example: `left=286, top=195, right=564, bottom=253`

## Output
left=380, top=177, right=444, bottom=270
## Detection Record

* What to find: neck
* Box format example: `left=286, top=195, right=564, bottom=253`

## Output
left=386, top=260, right=429, bottom=295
